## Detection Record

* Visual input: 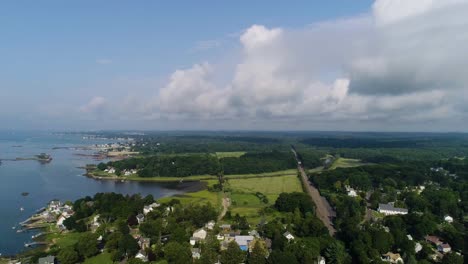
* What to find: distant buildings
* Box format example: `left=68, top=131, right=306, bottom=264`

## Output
left=378, top=203, right=408, bottom=216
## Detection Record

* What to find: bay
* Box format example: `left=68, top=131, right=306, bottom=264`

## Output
left=0, top=131, right=188, bottom=255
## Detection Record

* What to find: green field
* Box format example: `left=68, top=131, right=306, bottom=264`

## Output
left=226, top=174, right=303, bottom=223
left=329, top=158, right=369, bottom=170
left=215, top=151, right=246, bottom=158
left=158, top=180, right=221, bottom=209
left=83, top=251, right=113, bottom=264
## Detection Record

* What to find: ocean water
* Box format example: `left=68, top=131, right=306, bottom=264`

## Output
left=0, top=131, right=186, bottom=255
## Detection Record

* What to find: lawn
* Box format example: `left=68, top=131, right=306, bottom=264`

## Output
left=158, top=180, right=222, bottom=210
left=224, top=169, right=297, bottom=179
left=215, top=151, right=246, bottom=159
left=83, top=252, right=113, bottom=264
left=226, top=174, right=303, bottom=223
left=329, top=158, right=369, bottom=170
left=47, top=231, right=85, bottom=248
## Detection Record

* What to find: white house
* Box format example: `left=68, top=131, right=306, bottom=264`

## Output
left=315, top=256, right=326, bottom=264
left=135, top=250, right=148, bottom=262
left=190, top=237, right=201, bottom=246
left=205, top=220, right=216, bottom=230
left=192, top=248, right=201, bottom=259
left=444, top=215, right=454, bottom=223
left=438, top=243, right=451, bottom=253
left=143, top=202, right=161, bottom=215
left=107, top=167, right=116, bottom=174
left=283, top=231, right=295, bottom=241
left=415, top=242, right=422, bottom=253
left=345, top=185, right=358, bottom=197
left=193, top=228, right=207, bottom=240
left=378, top=203, right=408, bottom=216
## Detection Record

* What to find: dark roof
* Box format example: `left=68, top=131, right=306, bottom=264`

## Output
left=378, top=203, right=408, bottom=213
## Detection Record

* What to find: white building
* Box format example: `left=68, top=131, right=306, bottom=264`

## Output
left=192, top=229, right=207, bottom=240
left=378, top=203, right=408, bottom=216
left=438, top=243, right=451, bottom=253
left=135, top=250, right=148, bottom=262
left=205, top=220, right=216, bottom=230
left=444, top=215, right=454, bottom=223
left=283, top=231, right=295, bottom=241
left=345, top=185, right=358, bottom=197
left=381, top=252, right=404, bottom=263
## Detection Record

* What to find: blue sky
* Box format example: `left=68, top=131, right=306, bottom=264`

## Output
left=2, top=0, right=468, bottom=131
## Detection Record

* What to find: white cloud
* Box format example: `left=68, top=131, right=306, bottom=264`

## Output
left=79, top=96, right=107, bottom=114
left=73, top=0, right=468, bottom=130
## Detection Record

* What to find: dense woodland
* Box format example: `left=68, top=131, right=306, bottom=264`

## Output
left=100, top=150, right=301, bottom=177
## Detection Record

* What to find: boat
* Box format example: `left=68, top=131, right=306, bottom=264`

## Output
left=20, top=207, right=24, bottom=211
left=21, top=192, right=29, bottom=196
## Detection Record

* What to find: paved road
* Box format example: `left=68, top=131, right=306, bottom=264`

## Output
left=292, top=148, right=336, bottom=236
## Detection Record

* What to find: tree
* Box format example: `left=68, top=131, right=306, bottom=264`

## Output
left=324, top=241, right=347, bottom=264
left=220, top=241, right=246, bottom=264
left=57, top=247, right=79, bottom=264
left=76, top=233, right=99, bottom=258
left=441, top=253, right=464, bottom=264
left=163, top=242, right=192, bottom=264
left=267, top=250, right=299, bottom=264
left=128, top=258, right=146, bottom=264
left=119, top=234, right=140, bottom=257
left=248, top=240, right=267, bottom=264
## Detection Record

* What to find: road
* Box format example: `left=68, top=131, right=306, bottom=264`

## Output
left=292, top=148, right=336, bottom=236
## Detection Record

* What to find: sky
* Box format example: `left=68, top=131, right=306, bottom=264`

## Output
left=2, top=0, right=468, bottom=132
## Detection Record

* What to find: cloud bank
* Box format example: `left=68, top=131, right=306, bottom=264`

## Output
left=79, top=0, right=468, bottom=130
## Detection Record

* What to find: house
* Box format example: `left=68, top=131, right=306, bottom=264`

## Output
left=143, top=202, right=161, bottom=215
left=38, top=256, right=56, bottom=264
left=444, top=215, right=454, bottom=223
left=217, top=234, right=225, bottom=240
left=192, top=248, right=201, bottom=259
left=190, top=237, right=201, bottom=246
left=234, top=235, right=254, bottom=251
left=136, top=214, right=145, bottom=224
left=220, top=224, right=231, bottom=231
left=378, top=203, right=408, bottom=216
left=135, top=250, right=148, bottom=262
left=415, top=242, right=422, bottom=253
left=192, top=228, right=207, bottom=240
left=345, top=185, right=358, bottom=197
left=205, top=220, right=216, bottom=230
left=425, top=235, right=442, bottom=246
left=107, top=167, right=116, bottom=174
left=438, top=243, right=451, bottom=253
left=283, top=231, right=295, bottom=241
left=407, top=235, right=413, bottom=241
left=315, top=256, right=326, bottom=264
left=381, top=252, right=404, bottom=263
left=139, top=237, right=150, bottom=250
